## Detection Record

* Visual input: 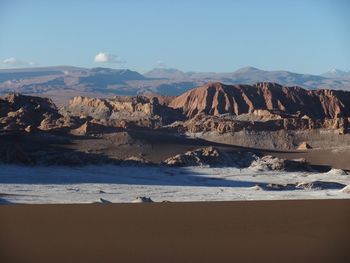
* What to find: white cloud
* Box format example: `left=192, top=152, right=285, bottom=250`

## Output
left=156, top=60, right=167, bottom=68
left=3, top=57, right=17, bottom=64
left=1, top=57, right=36, bottom=67
left=94, top=52, right=126, bottom=64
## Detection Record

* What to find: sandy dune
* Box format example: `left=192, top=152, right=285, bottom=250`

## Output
left=0, top=200, right=349, bottom=263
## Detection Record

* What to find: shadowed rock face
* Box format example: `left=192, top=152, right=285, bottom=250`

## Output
left=169, top=82, right=350, bottom=119
left=1, top=82, right=350, bottom=139
left=1, top=93, right=58, bottom=116
left=0, top=93, right=62, bottom=131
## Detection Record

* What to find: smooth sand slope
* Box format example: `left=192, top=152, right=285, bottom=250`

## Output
left=1, top=200, right=349, bottom=263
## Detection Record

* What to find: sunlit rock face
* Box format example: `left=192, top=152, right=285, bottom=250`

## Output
left=170, top=82, right=350, bottom=119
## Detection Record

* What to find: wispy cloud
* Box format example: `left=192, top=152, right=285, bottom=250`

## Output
left=1, top=57, right=36, bottom=67
left=94, top=52, right=126, bottom=65
left=156, top=60, right=167, bottom=68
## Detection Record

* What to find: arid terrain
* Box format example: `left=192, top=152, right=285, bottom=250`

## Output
left=1, top=200, right=349, bottom=263
left=2, top=1, right=349, bottom=262
left=0, top=81, right=350, bottom=203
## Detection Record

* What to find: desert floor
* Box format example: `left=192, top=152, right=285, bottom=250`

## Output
left=0, top=200, right=349, bottom=263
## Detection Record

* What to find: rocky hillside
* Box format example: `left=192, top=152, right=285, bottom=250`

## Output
left=62, top=95, right=183, bottom=126
left=169, top=82, right=350, bottom=119
left=0, top=93, right=63, bottom=131
left=0, top=93, right=182, bottom=133
left=2, top=81, right=350, bottom=137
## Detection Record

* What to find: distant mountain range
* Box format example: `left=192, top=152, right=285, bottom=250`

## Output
left=0, top=66, right=349, bottom=103
left=146, top=66, right=350, bottom=89
left=320, top=68, right=350, bottom=79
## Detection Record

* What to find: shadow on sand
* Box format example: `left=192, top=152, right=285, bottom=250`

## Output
left=0, top=129, right=334, bottom=189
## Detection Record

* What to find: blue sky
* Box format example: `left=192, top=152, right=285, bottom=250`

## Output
left=0, top=0, right=349, bottom=74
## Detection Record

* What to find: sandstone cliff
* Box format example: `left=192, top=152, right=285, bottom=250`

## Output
left=169, top=82, right=350, bottom=119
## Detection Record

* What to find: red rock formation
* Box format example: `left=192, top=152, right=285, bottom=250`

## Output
left=0, top=93, right=62, bottom=131
left=169, top=82, right=350, bottom=119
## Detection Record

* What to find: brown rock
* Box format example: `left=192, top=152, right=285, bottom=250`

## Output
left=70, top=121, right=111, bottom=136
left=162, top=147, right=227, bottom=167
left=250, top=155, right=285, bottom=171
left=297, top=142, right=312, bottom=150
left=0, top=93, right=62, bottom=131
left=169, top=82, right=350, bottom=119
left=25, top=125, right=36, bottom=133
left=62, top=95, right=183, bottom=127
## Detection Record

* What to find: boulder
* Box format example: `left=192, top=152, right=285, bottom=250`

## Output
left=250, top=155, right=309, bottom=171
left=341, top=185, right=350, bottom=194
left=250, top=155, right=285, bottom=171
left=325, top=168, right=348, bottom=176
left=162, top=147, right=234, bottom=167
left=296, top=181, right=346, bottom=190
left=24, top=125, right=36, bottom=133
left=99, top=198, right=112, bottom=204
left=132, top=197, right=154, bottom=203
left=297, top=142, right=312, bottom=150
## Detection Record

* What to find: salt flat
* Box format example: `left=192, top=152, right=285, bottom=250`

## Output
left=0, top=165, right=349, bottom=204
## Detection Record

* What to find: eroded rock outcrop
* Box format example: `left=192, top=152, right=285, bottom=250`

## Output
left=163, top=147, right=230, bottom=166
left=162, top=147, right=311, bottom=170
left=296, top=181, right=346, bottom=190
left=62, top=95, right=183, bottom=127
left=0, top=93, right=62, bottom=131
left=70, top=121, right=120, bottom=136
left=163, top=147, right=257, bottom=167
left=297, top=142, right=312, bottom=150
left=249, top=155, right=309, bottom=171
left=170, top=82, right=350, bottom=119
left=0, top=93, right=88, bottom=132
left=167, top=114, right=349, bottom=135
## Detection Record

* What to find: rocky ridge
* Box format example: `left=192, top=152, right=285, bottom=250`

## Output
left=170, top=82, right=350, bottom=119
left=168, top=82, right=350, bottom=134
left=1, top=81, right=350, bottom=167
left=62, top=95, right=183, bottom=128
